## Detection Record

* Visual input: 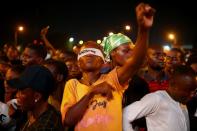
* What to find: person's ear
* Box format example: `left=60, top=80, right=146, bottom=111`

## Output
left=34, top=92, right=42, bottom=103
left=110, top=50, right=116, bottom=59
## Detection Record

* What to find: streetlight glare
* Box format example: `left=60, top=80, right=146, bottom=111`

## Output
left=18, top=26, right=24, bottom=31
left=16, top=45, right=22, bottom=51
left=69, top=37, right=74, bottom=42
left=125, top=25, right=131, bottom=31
left=97, top=40, right=101, bottom=44
left=79, top=40, right=83, bottom=45
left=163, top=45, right=171, bottom=52
left=168, top=33, right=175, bottom=40
left=15, top=25, right=24, bottom=45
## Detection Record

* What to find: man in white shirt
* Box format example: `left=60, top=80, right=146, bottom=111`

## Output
left=123, top=65, right=197, bottom=131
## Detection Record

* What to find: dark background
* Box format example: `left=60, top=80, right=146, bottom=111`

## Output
left=0, top=0, right=196, bottom=49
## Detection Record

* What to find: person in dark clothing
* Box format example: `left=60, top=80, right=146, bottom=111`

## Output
left=7, top=65, right=64, bottom=131
left=123, top=75, right=149, bottom=131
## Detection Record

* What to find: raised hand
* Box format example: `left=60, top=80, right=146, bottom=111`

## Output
left=40, top=26, right=50, bottom=37
left=136, top=3, right=155, bottom=29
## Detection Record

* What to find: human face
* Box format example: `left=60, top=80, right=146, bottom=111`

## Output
left=111, top=43, right=134, bottom=66
left=7, top=47, right=19, bottom=60
left=172, top=75, right=197, bottom=104
left=78, top=54, right=103, bottom=72
left=4, top=69, right=19, bottom=95
left=21, top=48, right=40, bottom=66
left=78, top=45, right=104, bottom=72
left=16, top=88, right=36, bottom=111
left=147, top=48, right=165, bottom=70
left=65, top=60, right=81, bottom=79
left=165, top=50, right=182, bottom=69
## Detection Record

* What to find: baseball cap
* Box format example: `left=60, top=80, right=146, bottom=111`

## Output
left=7, top=65, right=55, bottom=94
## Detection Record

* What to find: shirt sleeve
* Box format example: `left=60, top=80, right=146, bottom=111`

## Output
left=123, top=92, right=160, bottom=131
left=60, top=79, right=77, bottom=122
left=106, top=67, right=128, bottom=93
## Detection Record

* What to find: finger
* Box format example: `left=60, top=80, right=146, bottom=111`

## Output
left=136, top=3, right=145, bottom=16
left=136, top=2, right=145, bottom=12
left=144, top=4, right=156, bottom=16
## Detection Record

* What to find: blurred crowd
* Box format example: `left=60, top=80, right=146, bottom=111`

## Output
left=0, top=2, right=196, bottom=131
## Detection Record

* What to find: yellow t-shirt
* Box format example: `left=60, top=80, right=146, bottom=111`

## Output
left=61, top=68, right=127, bottom=131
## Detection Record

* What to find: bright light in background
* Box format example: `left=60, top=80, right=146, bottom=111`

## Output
left=79, top=40, right=83, bottom=45
left=109, top=32, right=114, bottom=36
left=16, top=45, right=22, bottom=51
left=69, top=37, right=74, bottom=42
left=18, top=26, right=24, bottom=31
left=168, top=33, right=175, bottom=40
left=125, top=25, right=131, bottom=31
left=97, top=40, right=101, bottom=44
left=163, top=45, right=171, bottom=53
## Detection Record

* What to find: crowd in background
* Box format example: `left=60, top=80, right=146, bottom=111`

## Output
left=0, top=2, right=196, bottom=131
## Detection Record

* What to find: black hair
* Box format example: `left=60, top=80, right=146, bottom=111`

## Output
left=169, top=65, right=196, bottom=86
left=9, top=64, right=25, bottom=74
left=41, top=92, right=50, bottom=101
left=44, top=59, right=68, bottom=81
left=26, top=44, right=47, bottom=59
left=186, top=54, right=197, bottom=66
left=170, top=48, right=185, bottom=62
left=172, top=65, right=195, bottom=76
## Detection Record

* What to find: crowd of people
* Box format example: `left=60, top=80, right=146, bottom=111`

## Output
left=0, top=2, right=196, bottom=131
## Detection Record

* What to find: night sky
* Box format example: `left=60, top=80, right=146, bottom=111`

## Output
left=0, top=0, right=196, bottom=48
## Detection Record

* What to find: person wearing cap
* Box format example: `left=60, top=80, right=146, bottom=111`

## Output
left=7, top=65, right=63, bottom=131
left=61, top=3, right=155, bottom=131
